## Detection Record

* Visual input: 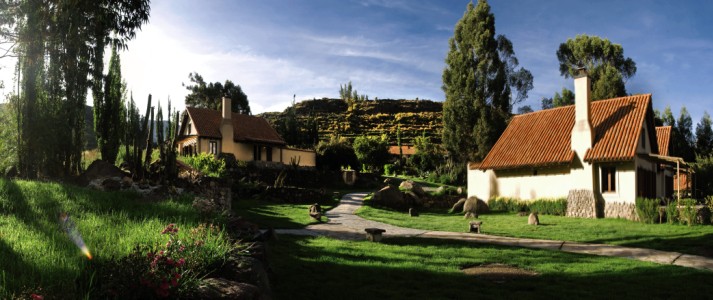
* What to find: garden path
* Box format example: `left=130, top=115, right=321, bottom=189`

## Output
left=276, top=193, right=713, bottom=272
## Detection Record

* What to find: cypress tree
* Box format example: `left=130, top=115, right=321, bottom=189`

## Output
left=442, top=0, right=532, bottom=163
left=96, top=47, right=125, bottom=164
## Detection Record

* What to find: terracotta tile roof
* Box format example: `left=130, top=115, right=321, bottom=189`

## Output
left=478, top=94, right=654, bottom=170
left=185, top=107, right=286, bottom=145
left=583, top=94, right=657, bottom=162
left=656, top=126, right=671, bottom=157
left=388, top=145, right=416, bottom=156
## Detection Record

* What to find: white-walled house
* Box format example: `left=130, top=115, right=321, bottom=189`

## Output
left=467, top=70, right=689, bottom=219
left=177, top=97, right=316, bottom=167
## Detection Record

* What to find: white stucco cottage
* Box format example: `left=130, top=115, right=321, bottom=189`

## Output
left=467, top=69, right=690, bottom=219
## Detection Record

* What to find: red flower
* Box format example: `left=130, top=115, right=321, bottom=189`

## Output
left=177, top=258, right=185, bottom=266
left=160, top=282, right=169, bottom=290
left=174, top=273, right=182, bottom=279
left=171, top=278, right=178, bottom=287
left=30, top=294, right=44, bottom=300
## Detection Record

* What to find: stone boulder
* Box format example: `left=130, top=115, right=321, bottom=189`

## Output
left=372, top=185, right=405, bottom=209
left=463, top=196, right=489, bottom=218
left=450, top=198, right=466, bottom=213
left=78, top=160, right=129, bottom=186
left=528, top=213, right=539, bottom=225
left=218, top=256, right=271, bottom=298
left=399, top=180, right=425, bottom=197
left=463, top=196, right=478, bottom=218
left=101, top=177, right=122, bottom=191
left=193, top=278, right=260, bottom=300
left=403, top=191, right=422, bottom=207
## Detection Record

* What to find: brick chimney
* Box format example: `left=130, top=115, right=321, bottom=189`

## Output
left=571, top=68, right=593, bottom=157
left=220, top=97, right=233, bottom=153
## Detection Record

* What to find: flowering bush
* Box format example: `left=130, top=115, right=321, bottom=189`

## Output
left=88, top=222, right=234, bottom=299
left=141, top=224, right=188, bottom=298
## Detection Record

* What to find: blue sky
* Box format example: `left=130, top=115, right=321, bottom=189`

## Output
left=1, top=0, right=712, bottom=124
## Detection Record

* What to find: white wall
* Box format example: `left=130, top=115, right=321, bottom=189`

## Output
left=468, top=165, right=573, bottom=201
left=281, top=148, right=317, bottom=167
left=600, top=162, right=636, bottom=205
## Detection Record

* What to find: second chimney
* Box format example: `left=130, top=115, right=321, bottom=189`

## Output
left=222, top=97, right=232, bottom=121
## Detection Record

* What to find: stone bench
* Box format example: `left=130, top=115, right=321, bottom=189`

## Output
left=365, top=228, right=386, bottom=242
left=469, top=221, right=482, bottom=234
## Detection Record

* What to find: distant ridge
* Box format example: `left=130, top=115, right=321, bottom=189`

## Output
left=259, top=98, right=443, bottom=145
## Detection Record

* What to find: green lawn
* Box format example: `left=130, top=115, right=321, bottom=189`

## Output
left=269, top=235, right=713, bottom=299
left=357, top=202, right=713, bottom=257
left=230, top=188, right=364, bottom=229
left=0, top=178, right=229, bottom=298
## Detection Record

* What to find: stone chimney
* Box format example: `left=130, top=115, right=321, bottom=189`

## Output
left=566, top=68, right=600, bottom=218
left=220, top=97, right=233, bottom=154
left=571, top=68, right=593, bottom=157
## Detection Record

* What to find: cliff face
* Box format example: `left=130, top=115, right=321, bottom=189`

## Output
left=259, top=98, right=443, bottom=145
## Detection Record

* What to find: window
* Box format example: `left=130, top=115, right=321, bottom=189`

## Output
left=601, top=166, right=616, bottom=193
left=209, top=140, right=218, bottom=155
left=187, top=121, right=192, bottom=135
left=640, top=130, right=646, bottom=150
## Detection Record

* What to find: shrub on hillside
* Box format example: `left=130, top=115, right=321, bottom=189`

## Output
left=353, top=135, right=390, bottom=173
left=635, top=197, right=659, bottom=224
left=316, top=135, right=359, bottom=171
left=184, top=153, right=226, bottom=178
left=408, top=135, right=443, bottom=177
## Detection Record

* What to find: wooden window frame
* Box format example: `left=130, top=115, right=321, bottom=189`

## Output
left=601, top=166, right=616, bottom=193
left=209, top=140, right=218, bottom=155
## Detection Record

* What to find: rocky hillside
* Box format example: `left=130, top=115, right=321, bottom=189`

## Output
left=259, top=98, right=443, bottom=145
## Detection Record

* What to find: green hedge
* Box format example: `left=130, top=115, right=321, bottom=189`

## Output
left=487, top=197, right=567, bottom=216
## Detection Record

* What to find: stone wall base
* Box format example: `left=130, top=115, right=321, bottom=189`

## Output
left=604, top=201, right=638, bottom=221
left=566, top=189, right=602, bottom=218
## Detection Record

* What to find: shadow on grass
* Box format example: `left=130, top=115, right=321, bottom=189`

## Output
left=592, top=232, right=713, bottom=257
left=269, top=235, right=713, bottom=300
left=0, top=238, right=40, bottom=294
left=232, top=198, right=342, bottom=229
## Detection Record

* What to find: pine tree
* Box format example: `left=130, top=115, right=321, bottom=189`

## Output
left=676, top=106, right=695, bottom=161
left=442, top=0, right=532, bottom=163
left=556, top=34, right=636, bottom=101
left=695, top=112, right=713, bottom=158
left=95, top=47, right=125, bottom=164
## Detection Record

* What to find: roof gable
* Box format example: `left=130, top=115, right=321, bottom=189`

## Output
left=656, top=126, right=671, bottom=157
left=184, top=107, right=286, bottom=145
left=478, top=94, right=654, bottom=170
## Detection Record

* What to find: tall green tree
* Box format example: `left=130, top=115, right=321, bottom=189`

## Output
left=695, top=112, right=713, bottom=158
left=339, top=81, right=368, bottom=112
left=95, top=47, right=126, bottom=164
left=676, top=106, right=695, bottom=161
left=662, top=106, right=676, bottom=127
left=183, top=72, right=251, bottom=114
left=442, top=0, right=533, bottom=163
left=540, top=88, right=575, bottom=110
left=12, top=0, right=149, bottom=178
left=353, top=135, right=390, bottom=173
left=556, top=34, right=636, bottom=100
